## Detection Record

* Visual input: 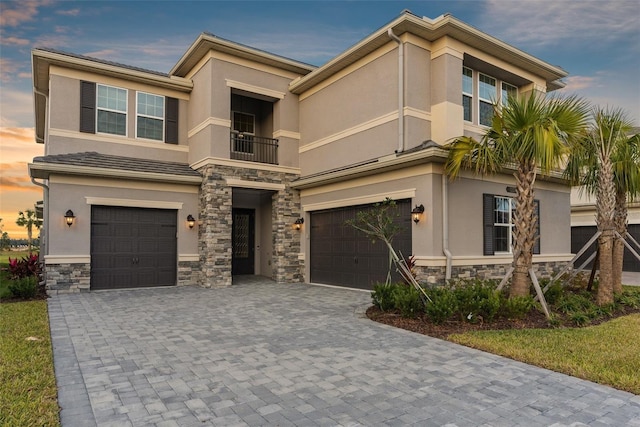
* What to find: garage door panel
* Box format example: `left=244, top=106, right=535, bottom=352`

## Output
left=310, top=200, right=411, bottom=289
left=91, top=206, right=177, bottom=290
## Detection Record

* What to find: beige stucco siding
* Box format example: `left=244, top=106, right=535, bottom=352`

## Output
left=447, top=176, right=571, bottom=256
left=46, top=176, right=199, bottom=258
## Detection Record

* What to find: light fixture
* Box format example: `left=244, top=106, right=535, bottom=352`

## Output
left=187, top=214, right=196, bottom=229
left=411, top=204, right=425, bottom=224
left=294, top=217, right=304, bottom=230
left=64, top=210, right=75, bottom=227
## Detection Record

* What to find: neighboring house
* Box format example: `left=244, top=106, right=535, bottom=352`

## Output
left=29, top=11, right=575, bottom=293
left=570, top=189, right=640, bottom=272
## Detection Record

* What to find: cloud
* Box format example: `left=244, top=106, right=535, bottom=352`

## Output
left=0, top=172, right=40, bottom=192
left=0, top=90, right=33, bottom=127
left=480, top=0, right=640, bottom=49
left=0, top=0, right=51, bottom=27
left=563, top=76, right=600, bottom=91
left=0, top=127, right=35, bottom=144
left=56, top=8, right=80, bottom=17
left=1, top=36, right=30, bottom=46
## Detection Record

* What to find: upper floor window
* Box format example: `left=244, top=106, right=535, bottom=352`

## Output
left=232, top=111, right=255, bottom=135
left=137, top=92, right=164, bottom=141
left=478, top=74, right=497, bottom=127
left=462, top=67, right=473, bottom=122
left=97, top=84, right=127, bottom=136
left=501, top=82, right=517, bottom=107
left=80, top=81, right=179, bottom=144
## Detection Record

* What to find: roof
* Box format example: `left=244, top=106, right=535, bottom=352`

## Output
left=289, top=11, right=568, bottom=95
left=29, top=152, right=202, bottom=184
left=170, top=32, right=317, bottom=77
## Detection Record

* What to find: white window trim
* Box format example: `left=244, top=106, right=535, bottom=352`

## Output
left=494, top=195, right=514, bottom=254
left=462, top=67, right=473, bottom=123
left=136, top=91, right=165, bottom=142
left=478, top=73, right=497, bottom=128
left=96, top=84, right=128, bottom=137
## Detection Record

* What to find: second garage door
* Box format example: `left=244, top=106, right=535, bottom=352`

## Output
left=310, top=200, right=412, bottom=289
left=91, top=206, right=177, bottom=290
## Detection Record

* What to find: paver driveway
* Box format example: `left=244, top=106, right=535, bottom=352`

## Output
left=48, top=278, right=640, bottom=426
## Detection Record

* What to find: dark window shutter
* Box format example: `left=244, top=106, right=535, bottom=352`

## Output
left=165, top=97, right=178, bottom=144
left=533, top=199, right=541, bottom=254
left=483, top=194, right=495, bottom=255
left=80, top=81, right=96, bottom=133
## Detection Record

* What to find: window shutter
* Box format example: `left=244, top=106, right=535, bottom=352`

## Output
left=483, top=194, right=495, bottom=255
left=165, top=97, right=178, bottom=144
left=533, top=199, right=541, bottom=254
left=80, top=81, right=96, bottom=133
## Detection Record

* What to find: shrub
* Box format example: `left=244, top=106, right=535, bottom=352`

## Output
left=8, top=276, right=38, bottom=299
left=8, top=254, right=42, bottom=280
left=555, top=292, right=594, bottom=314
left=393, top=285, right=423, bottom=318
left=501, top=295, right=535, bottom=319
left=616, top=289, right=640, bottom=309
left=452, top=279, right=501, bottom=323
left=544, top=282, right=564, bottom=305
left=371, top=283, right=396, bottom=311
left=424, top=287, right=458, bottom=325
left=570, top=311, right=590, bottom=327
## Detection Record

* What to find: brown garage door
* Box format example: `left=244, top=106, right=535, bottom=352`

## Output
left=310, top=200, right=412, bottom=290
left=91, top=206, right=177, bottom=290
left=571, top=224, right=640, bottom=272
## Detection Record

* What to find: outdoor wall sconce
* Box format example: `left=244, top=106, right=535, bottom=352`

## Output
left=294, top=217, right=304, bottom=230
left=411, top=204, right=425, bottom=224
left=64, top=210, right=75, bottom=227
left=187, top=214, right=196, bottom=229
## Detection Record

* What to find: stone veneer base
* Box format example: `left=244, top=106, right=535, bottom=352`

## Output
left=414, top=261, right=567, bottom=285
left=45, top=263, right=91, bottom=294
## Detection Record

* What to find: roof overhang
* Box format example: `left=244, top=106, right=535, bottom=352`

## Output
left=289, top=12, right=568, bottom=95
left=171, top=33, right=317, bottom=77
left=31, top=49, right=193, bottom=144
left=28, top=162, right=202, bottom=185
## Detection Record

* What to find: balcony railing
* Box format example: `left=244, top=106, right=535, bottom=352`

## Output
left=230, top=132, right=278, bottom=165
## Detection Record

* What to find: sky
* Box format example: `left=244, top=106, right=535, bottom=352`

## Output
left=1, top=0, right=639, bottom=239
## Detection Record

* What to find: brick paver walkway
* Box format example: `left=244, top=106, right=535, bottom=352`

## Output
left=48, top=278, right=640, bottom=426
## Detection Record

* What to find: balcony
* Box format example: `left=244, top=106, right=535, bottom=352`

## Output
left=230, top=131, right=278, bottom=165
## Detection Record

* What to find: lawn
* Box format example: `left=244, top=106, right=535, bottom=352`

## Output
left=0, top=300, right=60, bottom=426
left=449, top=313, right=640, bottom=394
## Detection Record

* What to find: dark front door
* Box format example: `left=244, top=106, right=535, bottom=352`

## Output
left=310, top=200, right=412, bottom=290
left=91, top=206, right=177, bottom=290
left=232, top=208, right=255, bottom=275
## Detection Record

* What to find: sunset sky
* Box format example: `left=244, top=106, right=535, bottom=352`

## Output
left=1, top=0, right=639, bottom=239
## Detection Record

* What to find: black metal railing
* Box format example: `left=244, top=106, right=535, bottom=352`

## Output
left=230, top=132, right=278, bottom=165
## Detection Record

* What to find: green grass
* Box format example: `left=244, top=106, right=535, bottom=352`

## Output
left=449, top=313, right=640, bottom=394
left=0, top=250, right=33, bottom=265
left=0, top=301, right=60, bottom=426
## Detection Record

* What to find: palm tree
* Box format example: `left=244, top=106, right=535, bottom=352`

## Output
left=445, top=91, right=589, bottom=298
left=15, top=210, right=43, bottom=252
left=564, top=108, right=636, bottom=305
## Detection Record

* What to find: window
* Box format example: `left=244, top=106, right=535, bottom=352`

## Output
left=483, top=194, right=540, bottom=256
left=478, top=74, right=496, bottom=126
left=80, top=81, right=179, bottom=144
left=137, top=92, right=164, bottom=141
left=494, top=196, right=514, bottom=253
left=232, top=112, right=255, bottom=154
left=462, top=67, right=473, bottom=122
left=501, top=82, right=517, bottom=107
left=97, top=84, right=127, bottom=136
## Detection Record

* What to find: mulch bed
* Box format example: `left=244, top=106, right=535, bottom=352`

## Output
left=366, top=305, right=640, bottom=340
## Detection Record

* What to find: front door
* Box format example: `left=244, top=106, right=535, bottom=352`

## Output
left=232, top=208, right=255, bottom=275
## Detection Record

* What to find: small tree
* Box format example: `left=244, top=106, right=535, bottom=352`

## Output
left=15, top=210, right=42, bottom=252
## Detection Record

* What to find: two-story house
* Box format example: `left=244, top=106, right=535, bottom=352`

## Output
left=30, top=11, right=574, bottom=293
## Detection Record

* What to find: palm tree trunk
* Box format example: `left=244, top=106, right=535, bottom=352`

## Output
left=510, top=160, right=537, bottom=298
left=612, top=190, right=627, bottom=294
left=596, top=155, right=616, bottom=306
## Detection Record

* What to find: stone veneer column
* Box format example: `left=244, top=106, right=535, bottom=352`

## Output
left=198, top=165, right=232, bottom=288
left=272, top=181, right=303, bottom=283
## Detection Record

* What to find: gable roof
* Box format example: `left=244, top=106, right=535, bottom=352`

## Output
left=289, top=11, right=568, bottom=95
left=29, top=152, right=201, bottom=184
